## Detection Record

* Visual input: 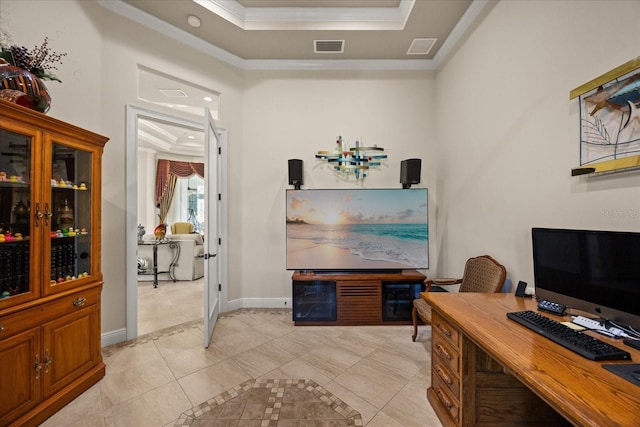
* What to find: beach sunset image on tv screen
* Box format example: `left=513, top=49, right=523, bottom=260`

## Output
left=286, top=189, right=428, bottom=271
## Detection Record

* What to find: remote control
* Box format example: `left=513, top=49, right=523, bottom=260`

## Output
left=537, top=299, right=566, bottom=316
left=623, top=338, right=640, bottom=350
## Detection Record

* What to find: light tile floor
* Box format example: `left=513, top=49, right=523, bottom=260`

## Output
left=137, top=278, right=203, bottom=336
left=41, top=280, right=441, bottom=427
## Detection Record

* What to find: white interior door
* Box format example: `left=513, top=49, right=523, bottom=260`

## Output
left=203, top=107, right=220, bottom=347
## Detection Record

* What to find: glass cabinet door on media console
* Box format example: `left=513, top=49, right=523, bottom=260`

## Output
left=0, top=101, right=107, bottom=427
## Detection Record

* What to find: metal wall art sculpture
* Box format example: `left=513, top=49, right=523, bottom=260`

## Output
left=315, top=136, right=387, bottom=181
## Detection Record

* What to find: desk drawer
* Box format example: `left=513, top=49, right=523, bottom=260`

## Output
left=432, top=358, right=460, bottom=400
left=432, top=312, right=459, bottom=348
left=433, top=329, right=460, bottom=373
left=431, top=374, right=460, bottom=424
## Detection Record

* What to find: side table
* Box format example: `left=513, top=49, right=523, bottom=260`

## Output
left=138, top=240, right=180, bottom=288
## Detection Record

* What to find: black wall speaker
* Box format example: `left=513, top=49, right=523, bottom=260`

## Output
left=400, top=158, right=421, bottom=188
left=288, top=159, right=303, bottom=189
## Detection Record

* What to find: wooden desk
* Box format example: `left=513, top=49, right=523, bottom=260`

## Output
left=423, top=292, right=640, bottom=427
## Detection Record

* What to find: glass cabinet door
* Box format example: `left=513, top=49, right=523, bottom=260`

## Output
left=47, top=142, right=93, bottom=293
left=0, top=129, right=35, bottom=303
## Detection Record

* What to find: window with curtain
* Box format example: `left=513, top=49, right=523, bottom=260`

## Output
left=165, top=175, right=204, bottom=232
left=155, top=159, right=204, bottom=232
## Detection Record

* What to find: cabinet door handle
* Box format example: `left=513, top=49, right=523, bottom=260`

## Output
left=44, top=350, right=52, bottom=374
left=35, top=354, right=42, bottom=380
left=72, top=297, right=86, bottom=307
left=35, top=203, right=44, bottom=226
left=44, top=203, right=52, bottom=226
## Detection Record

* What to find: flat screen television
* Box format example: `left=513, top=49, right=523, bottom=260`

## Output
left=286, top=188, right=428, bottom=272
left=532, top=227, right=640, bottom=329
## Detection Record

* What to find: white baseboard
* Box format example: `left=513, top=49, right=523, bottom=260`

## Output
left=101, top=328, right=127, bottom=348
left=227, top=297, right=291, bottom=310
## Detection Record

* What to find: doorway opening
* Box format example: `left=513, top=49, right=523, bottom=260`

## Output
left=125, top=105, right=227, bottom=342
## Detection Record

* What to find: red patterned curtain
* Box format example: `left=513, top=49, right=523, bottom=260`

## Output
left=155, top=160, right=205, bottom=223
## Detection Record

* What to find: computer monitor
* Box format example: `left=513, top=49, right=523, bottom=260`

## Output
left=532, top=227, right=640, bottom=329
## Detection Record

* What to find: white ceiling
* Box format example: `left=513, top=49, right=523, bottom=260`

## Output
left=100, top=0, right=488, bottom=70
left=101, top=0, right=488, bottom=153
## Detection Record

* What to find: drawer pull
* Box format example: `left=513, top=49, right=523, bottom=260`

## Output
left=72, top=297, right=86, bottom=307
left=437, top=322, right=452, bottom=337
left=0, top=325, right=4, bottom=333
left=35, top=354, right=42, bottom=380
left=435, top=386, right=452, bottom=409
left=436, top=366, right=453, bottom=385
left=436, top=343, right=451, bottom=360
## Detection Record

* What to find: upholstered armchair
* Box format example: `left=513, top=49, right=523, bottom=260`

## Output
left=171, top=222, right=194, bottom=235
left=412, top=255, right=506, bottom=341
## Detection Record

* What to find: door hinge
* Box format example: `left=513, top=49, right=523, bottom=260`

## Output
left=218, top=284, right=222, bottom=291
left=218, top=237, right=221, bottom=245
left=218, top=147, right=221, bottom=155
left=218, top=193, right=221, bottom=201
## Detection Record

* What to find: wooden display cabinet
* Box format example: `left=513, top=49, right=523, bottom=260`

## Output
left=0, top=101, right=108, bottom=426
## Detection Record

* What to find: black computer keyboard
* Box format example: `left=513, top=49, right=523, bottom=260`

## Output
left=507, top=310, right=631, bottom=361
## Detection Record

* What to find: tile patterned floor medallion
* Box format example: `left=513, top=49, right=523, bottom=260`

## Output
left=174, top=378, right=363, bottom=426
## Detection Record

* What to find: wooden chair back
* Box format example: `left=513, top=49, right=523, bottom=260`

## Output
left=459, top=255, right=507, bottom=293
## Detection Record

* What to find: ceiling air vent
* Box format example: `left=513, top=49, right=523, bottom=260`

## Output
left=315, top=40, right=344, bottom=54
left=407, top=38, right=437, bottom=55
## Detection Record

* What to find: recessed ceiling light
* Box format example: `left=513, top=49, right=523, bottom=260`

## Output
left=187, top=14, right=201, bottom=28
left=203, top=96, right=212, bottom=102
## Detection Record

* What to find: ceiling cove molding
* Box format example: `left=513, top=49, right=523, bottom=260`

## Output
left=98, top=0, right=489, bottom=71
left=97, top=0, right=245, bottom=69
left=194, top=0, right=415, bottom=31
left=431, top=0, right=488, bottom=69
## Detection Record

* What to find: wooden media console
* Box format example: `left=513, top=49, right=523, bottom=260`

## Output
left=291, top=270, right=426, bottom=326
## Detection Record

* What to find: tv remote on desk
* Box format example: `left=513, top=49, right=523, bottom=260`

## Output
left=537, top=299, right=566, bottom=316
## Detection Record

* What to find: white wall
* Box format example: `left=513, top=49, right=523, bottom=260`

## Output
left=435, top=0, right=640, bottom=286
left=240, top=70, right=436, bottom=302
left=137, top=147, right=156, bottom=233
